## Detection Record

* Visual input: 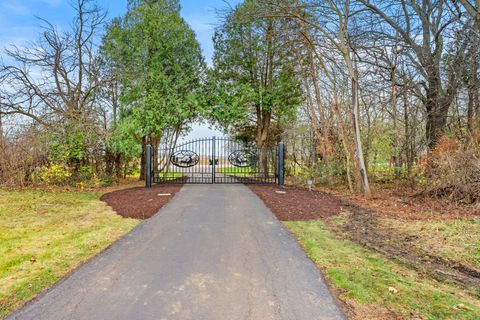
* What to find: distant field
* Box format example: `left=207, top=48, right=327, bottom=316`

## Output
left=156, top=171, right=184, bottom=180
left=0, top=189, right=139, bottom=317
left=218, top=167, right=255, bottom=175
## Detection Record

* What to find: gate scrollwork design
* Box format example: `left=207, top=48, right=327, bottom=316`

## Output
left=170, top=150, right=199, bottom=168
left=228, top=150, right=257, bottom=168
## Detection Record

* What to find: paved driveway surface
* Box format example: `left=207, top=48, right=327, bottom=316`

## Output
left=8, top=184, right=346, bottom=320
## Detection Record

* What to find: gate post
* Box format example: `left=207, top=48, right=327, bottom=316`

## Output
left=211, top=136, right=216, bottom=184
left=278, top=141, right=285, bottom=186
left=146, top=144, right=152, bottom=189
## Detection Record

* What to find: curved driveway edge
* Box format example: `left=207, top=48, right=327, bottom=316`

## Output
left=8, top=184, right=347, bottom=320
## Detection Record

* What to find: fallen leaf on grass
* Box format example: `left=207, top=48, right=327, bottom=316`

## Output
left=453, top=303, right=473, bottom=311
left=388, top=286, right=398, bottom=294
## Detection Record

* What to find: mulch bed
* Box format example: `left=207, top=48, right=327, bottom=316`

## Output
left=101, top=184, right=183, bottom=219
left=247, top=184, right=343, bottom=220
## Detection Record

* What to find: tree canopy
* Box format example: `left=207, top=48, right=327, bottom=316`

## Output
left=0, top=0, right=478, bottom=200
left=207, top=0, right=303, bottom=147
left=102, top=0, right=205, bottom=176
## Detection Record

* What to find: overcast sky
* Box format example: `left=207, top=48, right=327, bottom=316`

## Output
left=0, top=0, right=242, bottom=140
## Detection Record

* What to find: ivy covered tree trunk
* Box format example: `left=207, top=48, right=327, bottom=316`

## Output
left=424, top=68, right=454, bottom=149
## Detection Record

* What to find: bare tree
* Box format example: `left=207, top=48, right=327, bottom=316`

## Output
left=357, top=0, right=468, bottom=148
left=0, top=0, right=106, bottom=127
left=456, top=0, right=480, bottom=26
left=266, top=0, right=372, bottom=194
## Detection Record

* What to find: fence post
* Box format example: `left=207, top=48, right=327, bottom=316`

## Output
left=212, top=136, right=216, bottom=184
left=146, top=144, right=152, bottom=189
left=278, top=141, right=285, bottom=186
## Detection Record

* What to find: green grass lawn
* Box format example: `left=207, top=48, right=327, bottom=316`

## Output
left=219, top=167, right=276, bottom=177
left=0, top=189, right=139, bottom=318
left=218, top=167, right=256, bottom=175
left=285, top=220, right=480, bottom=320
left=156, top=171, right=184, bottom=180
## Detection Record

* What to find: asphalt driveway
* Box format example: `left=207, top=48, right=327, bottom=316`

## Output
left=8, top=184, right=346, bottom=320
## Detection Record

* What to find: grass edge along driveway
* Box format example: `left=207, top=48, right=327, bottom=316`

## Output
left=284, top=219, right=480, bottom=320
left=0, top=189, right=139, bottom=318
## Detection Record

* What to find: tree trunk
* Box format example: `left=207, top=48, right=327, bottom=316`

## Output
left=351, top=77, right=371, bottom=195
left=256, top=108, right=271, bottom=178
left=425, top=104, right=446, bottom=149
left=467, top=32, right=479, bottom=146
left=308, top=51, right=331, bottom=162
left=467, top=82, right=476, bottom=143
left=332, top=101, right=354, bottom=193
left=114, top=154, right=122, bottom=180
left=150, top=135, right=161, bottom=180
left=390, top=65, right=403, bottom=180
left=105, top=148, right=115, bottom=178
left=424, top=64, right=458, bottom=149
left=403, top=80, right=415, bottom=188
left=140, top=137, right=147, bottom=180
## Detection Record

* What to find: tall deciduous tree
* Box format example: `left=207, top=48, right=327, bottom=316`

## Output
left=358, top=0, right=468, bottom=148
left=0, top=0, right=106, bottom=171
left=262, top=0, right=372, bottom=194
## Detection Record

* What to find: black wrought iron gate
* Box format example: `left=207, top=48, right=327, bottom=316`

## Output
left=147, top=137, right=284, bottom=185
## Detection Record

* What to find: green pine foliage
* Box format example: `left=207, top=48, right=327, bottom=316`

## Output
left=102, top=0, right=205, bottom=150
left=206, top=0, right=303, bottom=145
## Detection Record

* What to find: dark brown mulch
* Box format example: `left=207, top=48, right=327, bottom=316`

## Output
left=247, top=184, right=343, bottom=220
left=101, top=184, right=183, bottom=219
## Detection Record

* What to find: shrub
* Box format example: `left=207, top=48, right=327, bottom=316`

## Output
left=288, top=156, right=347, bottom=187
left=424, top=137, right=480, bottom=204
left=73, top=165, right=95, bottom=182
left=32, top=164, right=72, bottom=186
left=99, top=177, right=114, bottom=187
left=31, top=164, right=101, bottom=188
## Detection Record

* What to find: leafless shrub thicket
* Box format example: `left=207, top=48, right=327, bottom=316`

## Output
left=424, top=137, right=480, bottom=204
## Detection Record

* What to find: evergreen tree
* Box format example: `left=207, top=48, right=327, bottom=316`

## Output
left=208, top=0, right=303, bottom=147
left=102, top=0, right=205, bottom=178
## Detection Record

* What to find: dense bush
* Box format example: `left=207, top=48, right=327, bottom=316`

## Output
left=32, top=164, right=72, bottom=186
left=424, top=137, right=480, bottom=204
left=31, top=164, right=102, bottom=188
